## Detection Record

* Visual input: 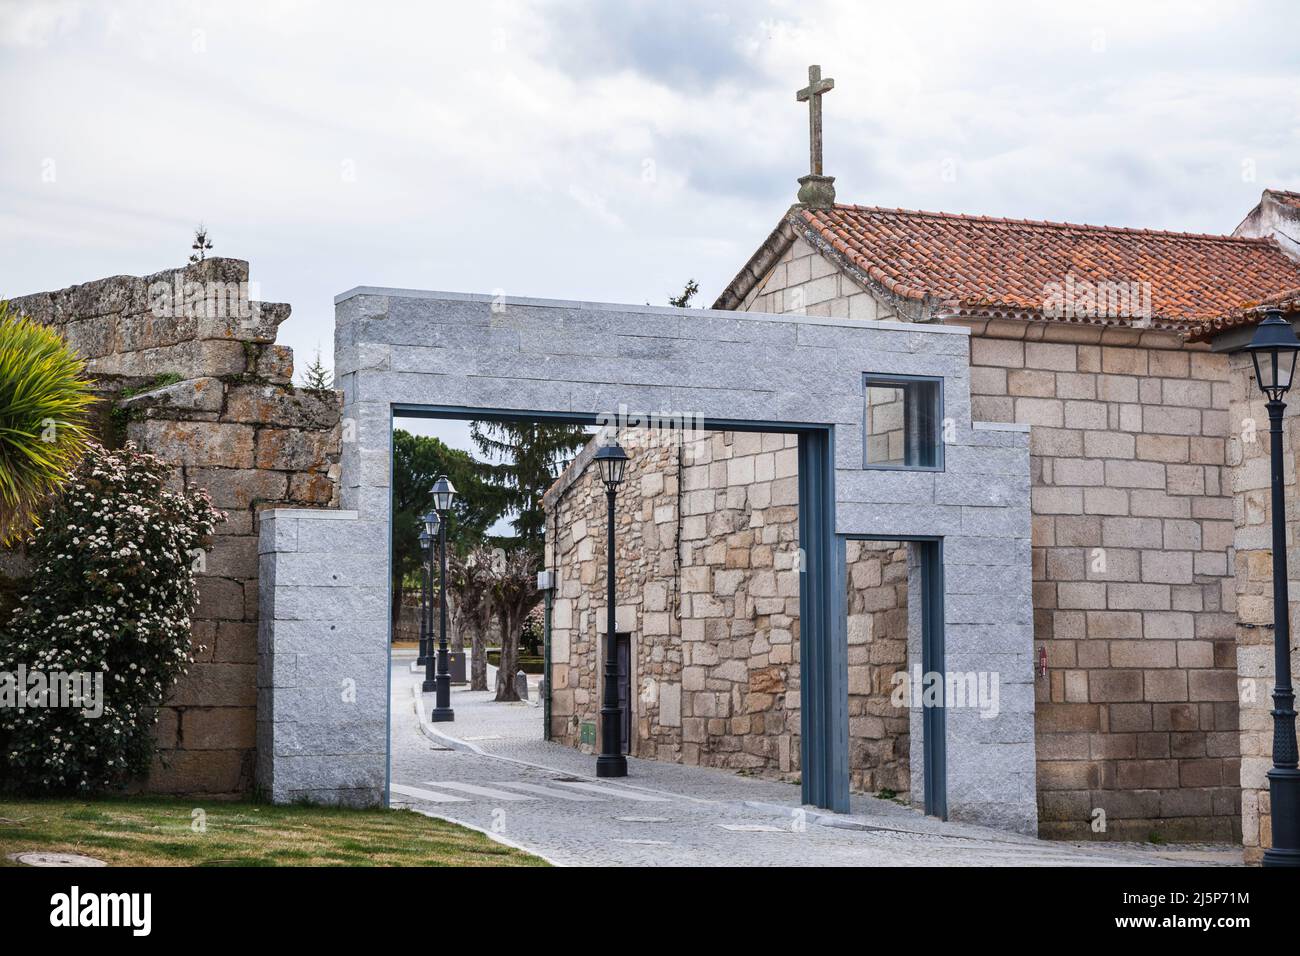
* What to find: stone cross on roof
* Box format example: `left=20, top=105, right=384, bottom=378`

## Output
left=797, top=65, right=834, bottom=175
left=795, top=65, right=836, bottom=209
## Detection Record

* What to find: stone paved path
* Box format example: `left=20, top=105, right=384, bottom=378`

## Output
left=389, top=653, right=1241, bottom=867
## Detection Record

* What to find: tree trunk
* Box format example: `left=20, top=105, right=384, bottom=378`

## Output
left=448, top=591, right=464, bottom=653
left=469, top=608, right=490, bottom=691
left=494, top=605, right=521, bottom=702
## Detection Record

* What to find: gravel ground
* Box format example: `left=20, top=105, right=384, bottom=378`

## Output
left=389, top=652, right=1242, bottom=867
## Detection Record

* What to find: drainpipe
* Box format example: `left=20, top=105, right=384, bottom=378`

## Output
left=539, top=509, right=557, bottom=741
left=540, top=579, right=554, bottom=740
left=673, top=436, right=683, bottom=622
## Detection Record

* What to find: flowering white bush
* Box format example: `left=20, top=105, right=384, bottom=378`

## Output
left=0, top=442, right=223, bottom=793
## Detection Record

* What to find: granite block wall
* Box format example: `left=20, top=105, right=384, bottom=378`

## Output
left=326, top=287, right=1035, bottom=830
left=6, top=259, right=342, bottom=797
left=257, top=509, right=387, bottom=806
left=964, top=319, right=1239, bottom=843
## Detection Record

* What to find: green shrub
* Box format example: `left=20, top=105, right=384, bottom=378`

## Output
left=0, top=301, right=96, bottom=546
left=0, top=442, right=223, bottom=793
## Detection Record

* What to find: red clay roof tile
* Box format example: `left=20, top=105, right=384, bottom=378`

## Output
left=1186, top=286, right=1300, bottom=342
left=796, top=204, right=1300, bottom=332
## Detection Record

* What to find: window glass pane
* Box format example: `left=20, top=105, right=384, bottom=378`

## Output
left=865, top=384, right=906, bottom=465
left=864, top=377, right=940, bottom=468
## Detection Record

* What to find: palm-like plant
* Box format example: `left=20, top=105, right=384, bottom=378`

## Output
left=0, top=302, right=96, bottom=546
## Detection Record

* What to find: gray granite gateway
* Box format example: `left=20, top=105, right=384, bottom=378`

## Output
left=257, top=288, right=1037, bottom=833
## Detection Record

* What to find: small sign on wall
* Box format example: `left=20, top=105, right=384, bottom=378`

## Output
left=579, top=721, right=596, bottom=746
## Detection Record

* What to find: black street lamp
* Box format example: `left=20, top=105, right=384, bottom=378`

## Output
left=417, top=517, right=437, bottom=668
left=1241, top=308, right=1300, bottom=867
left=429, top=476, right=457, bottom=722
left=593, top=440, right=629, bottom=778
left=420, top=512, right=440, bottom=693
left=417, top=527, right=432, bottom=668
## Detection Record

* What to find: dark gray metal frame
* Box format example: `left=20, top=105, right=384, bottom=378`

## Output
left=390, top=405, right=847, bottom=812
left=860, top=372, right=946, bottom=472
left=840, top=533, right=947, bottom=819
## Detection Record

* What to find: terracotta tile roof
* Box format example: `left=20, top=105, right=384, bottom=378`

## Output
left=782, top=203, right=1300, bottom=332
left=1263, top=189, right=1300, bottom=210
left=1186, top=286, right=1300, bottom=342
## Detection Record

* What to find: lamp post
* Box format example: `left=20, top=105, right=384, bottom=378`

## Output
left=429, top=476, right=457, bottom=722
left=1241, top=308, right=1300, bottom=867
left=420, top=512, right=441, bottom=694
left=593, top=440, right=629, bottom=778
left=417, top=528, right=432, bottom=668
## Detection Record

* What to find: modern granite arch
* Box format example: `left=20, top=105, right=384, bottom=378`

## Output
left=257, top=289, right=1037, bottom=833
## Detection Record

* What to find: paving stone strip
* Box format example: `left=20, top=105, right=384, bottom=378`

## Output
left=389, top=656, right=1240, bottom=867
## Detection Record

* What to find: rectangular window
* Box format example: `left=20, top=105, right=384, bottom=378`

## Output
left=863, top=375, right=942, bottom=470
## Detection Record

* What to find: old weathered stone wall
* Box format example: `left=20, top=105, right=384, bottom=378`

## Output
left=545, top=430, right=913, bottom=801
left=735, top=245, right=1241, bottom=841
left=547, top=438, right=677, bottom=758
left=845, top=539, right=912, bottom=798
left=7, top=259, right=341, bottom=797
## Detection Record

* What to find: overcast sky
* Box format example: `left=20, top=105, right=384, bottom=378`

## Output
left=2, top=0, right=1297, bottom=374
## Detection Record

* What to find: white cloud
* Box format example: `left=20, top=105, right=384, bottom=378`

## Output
left=0, top=0, right=83, bottom=47
left=0, top=0, right=1296, bottom=369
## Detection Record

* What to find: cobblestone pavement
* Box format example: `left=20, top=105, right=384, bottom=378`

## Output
left=389, top=653, right=1242, bottom=867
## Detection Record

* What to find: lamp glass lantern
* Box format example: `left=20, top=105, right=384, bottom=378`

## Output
left=421, top=510, right=441, bottom=539
left=593, top=441, right=629, bottom=491
left=1243, top=309, right=1300, bottom=402
left=431, top=476, right=457, bottom=512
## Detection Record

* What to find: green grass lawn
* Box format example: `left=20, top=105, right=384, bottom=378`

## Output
left=0, top=796, right=546, bottom=867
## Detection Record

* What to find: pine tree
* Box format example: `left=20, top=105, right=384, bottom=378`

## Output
left=470, top=420, right=590, bottom=558
left=301, top=347, right=333, bottom=390
left=669, top=278, right=699, bottom=308
left=189, top=225, right=213, bottom=263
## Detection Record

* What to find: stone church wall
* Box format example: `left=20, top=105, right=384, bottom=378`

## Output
left=5, top=259, right=342, bottom=798
left=963, top=319, right=1239, bottom=842
left=741, top=234, right=901, bottom=322
left=735, top=240, right=1242, bottom=842
left=544, top=430, right=914, bottom=802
